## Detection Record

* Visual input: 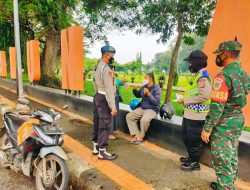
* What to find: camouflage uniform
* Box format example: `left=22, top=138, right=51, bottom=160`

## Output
left=204, top=41, right=250, bottom=189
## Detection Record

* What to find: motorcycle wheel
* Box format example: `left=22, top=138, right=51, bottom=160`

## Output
left=35, top=154, right=69, bottom=190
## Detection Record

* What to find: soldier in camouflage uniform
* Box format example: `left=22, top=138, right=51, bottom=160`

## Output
left=201, top=41, right=250, bottom=190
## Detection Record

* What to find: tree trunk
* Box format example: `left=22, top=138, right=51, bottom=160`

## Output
left=164, top=15, right=184, bottom=103
left=41, top=31, right=60, bottom=78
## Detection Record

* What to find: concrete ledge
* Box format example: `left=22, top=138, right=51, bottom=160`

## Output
left=0, top=78, right=249, bottom=182
left=67, top=152, right=119, bottom=190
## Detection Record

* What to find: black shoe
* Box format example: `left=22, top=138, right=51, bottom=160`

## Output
left=179, top=157, right=191, bottom=163
left=92, top=142, right=99, bottom=155
left=210, top=182, right=219, bottom=190
left=181, top=162, right=200, bottom=171
left=98, top=149, right=117, bottom=160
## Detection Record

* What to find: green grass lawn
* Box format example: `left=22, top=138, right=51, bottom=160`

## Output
left=244, top=126, right=250, bottom=132
left=119, top=74, right=190, bottom=87
left=18, top=75, right=249, bottom=130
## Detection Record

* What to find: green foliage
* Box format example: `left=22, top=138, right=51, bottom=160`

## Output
left=244, top=127, right=250, bottom=132
left=84, top=57, right=99, bottom=74
left=0, top=0, right=139, bottom=84
left=134, top=0, right=216, bottom=43
left=183, top=35, right=195, bottom=45
left=173, top=71, right=179, bottom=86
left=151, top=34, right=206, bottom=74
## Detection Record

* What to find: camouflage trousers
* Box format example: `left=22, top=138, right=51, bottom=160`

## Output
left=211, top=135, right=239, bottom=190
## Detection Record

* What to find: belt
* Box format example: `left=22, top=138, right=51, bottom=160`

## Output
left=98, top=90, right=106, bottom=95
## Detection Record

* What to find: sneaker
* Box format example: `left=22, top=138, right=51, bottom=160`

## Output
left=179, top=157, right=191, bottom=163
left=92, top=142, right=99, bottom=155
left=98, top=148, right=117, bottom=160
left=210, top=182, right=219, bottom=190
left=131, top=139, right=143, bottom=145
left=181, top=162, right=200, bottom=171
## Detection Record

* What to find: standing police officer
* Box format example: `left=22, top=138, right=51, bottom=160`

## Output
left=201, top=41, right=250, bottom=189
left=92, top=45, right=117, bottom=160
left=178, top=50, right=211, bottom=171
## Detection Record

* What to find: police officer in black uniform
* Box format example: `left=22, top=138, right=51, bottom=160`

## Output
left=92, top=45, right=117, bottom=160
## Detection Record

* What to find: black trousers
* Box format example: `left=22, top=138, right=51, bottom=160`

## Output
left=182, top=118, right=205, bottom=162
left=110, top=95, right=120, bottom=134
left=92, top=93, right=112, bottom=149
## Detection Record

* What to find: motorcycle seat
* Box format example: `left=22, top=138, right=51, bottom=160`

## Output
left=5, top=114, right=26, bottom=133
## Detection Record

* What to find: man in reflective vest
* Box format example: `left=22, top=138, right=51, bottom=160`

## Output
left=177, top=50, right=211, bottom=171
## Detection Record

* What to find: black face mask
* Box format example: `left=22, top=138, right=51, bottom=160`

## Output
left=109, top=57, right=114, bottom=64
left=189, top=65, right=198, bottom=73
left=215, top=54, right=225, bottom=67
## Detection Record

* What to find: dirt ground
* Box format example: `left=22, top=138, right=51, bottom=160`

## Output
left=0, top=165, right=36, bottom=190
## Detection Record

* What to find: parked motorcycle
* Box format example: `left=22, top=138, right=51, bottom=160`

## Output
left=0, top=99, right=69, bottom=190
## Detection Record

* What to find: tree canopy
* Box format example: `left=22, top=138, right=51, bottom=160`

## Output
left=129, top=0, right=216, bottom=102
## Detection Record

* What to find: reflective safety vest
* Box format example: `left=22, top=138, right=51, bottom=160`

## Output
left=184, top=70, right=211, bottom=113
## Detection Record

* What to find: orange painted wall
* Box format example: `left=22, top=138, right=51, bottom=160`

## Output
left=26, top=40, right=40, bottom=82
left=61, top=29, right=70, bottom=89
left=203, top=0, right=250, bottom=126
left=9, top=47, right=16, bottom=79
left=0, top=51, right=7, bottom=77
left=61, top=26, right=84, bottom=91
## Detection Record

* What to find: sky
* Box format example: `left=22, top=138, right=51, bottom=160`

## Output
left=86, top=30, right=169, bottom=64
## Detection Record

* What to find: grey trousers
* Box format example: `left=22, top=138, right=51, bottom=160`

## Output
left=126, top=107, right=157, bottom=139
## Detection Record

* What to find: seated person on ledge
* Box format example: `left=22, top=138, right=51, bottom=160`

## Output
left=126, top=73, right=162, bottom=145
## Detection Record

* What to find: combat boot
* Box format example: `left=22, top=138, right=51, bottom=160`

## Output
left=181, top=161, right=200, bottom=171
left=92, top=142, right=99, bottom=155
left=98, top=148, right=117, bottom=160
left=210, top=182, right=219, bottom=190
left=179, top=157, right=191, bottom=163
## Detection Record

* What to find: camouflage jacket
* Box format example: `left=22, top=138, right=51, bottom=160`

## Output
left=204, top=61, right=250, bottom=136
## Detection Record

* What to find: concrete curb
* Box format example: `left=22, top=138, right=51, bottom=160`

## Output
left=67, top=152, right=120, bottom=190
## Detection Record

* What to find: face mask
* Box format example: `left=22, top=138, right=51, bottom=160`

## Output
left=109, top=57, right=114, bottom=64
left=215, top=54, right=225, bottom=67
left=189, top=65, right=198, bottom=73
left=143, top=79, right=149, bottom=85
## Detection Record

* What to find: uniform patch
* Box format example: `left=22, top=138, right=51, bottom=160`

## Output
left=211, top=75, right=229, bottom=103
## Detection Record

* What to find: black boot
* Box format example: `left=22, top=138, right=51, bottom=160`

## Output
left=181, top=161, right=200, bottom=171
left=179, top=157, right=191, bottom=163
left=98, top=148, right=117, bottom=160
left=210, top=182, right=219, bottom=190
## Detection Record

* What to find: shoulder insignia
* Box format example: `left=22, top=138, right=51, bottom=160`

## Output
left=211, top=75, right=229, bottom=103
